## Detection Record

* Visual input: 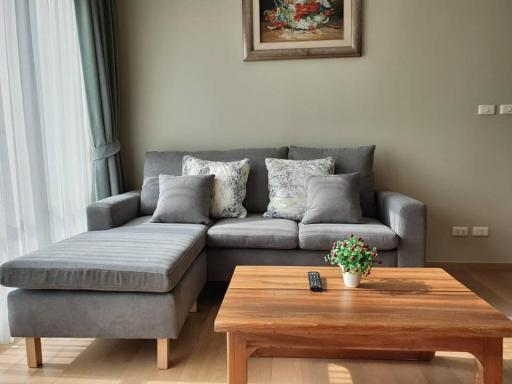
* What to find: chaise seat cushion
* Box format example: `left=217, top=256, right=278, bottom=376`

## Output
left=299, top=217, right=399, bottom=251
left=207, top=214, right=298, bottom=250
left=0, top=223, right=206, bottom=293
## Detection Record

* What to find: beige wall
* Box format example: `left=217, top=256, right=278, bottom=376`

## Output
left=117, top=0, right=512, bottom=263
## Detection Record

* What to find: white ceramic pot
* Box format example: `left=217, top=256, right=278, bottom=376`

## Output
left=340, top=266, right=363, bottom=288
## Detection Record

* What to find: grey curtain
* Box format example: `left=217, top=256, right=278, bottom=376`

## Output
left=74, top=0, right=123, bottom=200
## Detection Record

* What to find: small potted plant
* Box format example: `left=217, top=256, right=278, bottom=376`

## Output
left=325, top=235, right=380, bottom=288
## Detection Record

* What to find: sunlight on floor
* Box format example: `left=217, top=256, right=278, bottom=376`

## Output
left=504, top=342, right=512, bottom=356
left=0, top=338, right=95, bottom=383
left=436, top=350, right=472, bottom=358
left=56, top=380, right=122, bottom=384
left=143, top=382, right=221, bottom=384
left=42, top=338, right=93, bottom=364
left=327, top=362, right=353, bottom=384
left=0, top=343, right=25, bottom=365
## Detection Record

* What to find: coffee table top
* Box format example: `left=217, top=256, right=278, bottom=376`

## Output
left=214, top=266, right=512, bottom=338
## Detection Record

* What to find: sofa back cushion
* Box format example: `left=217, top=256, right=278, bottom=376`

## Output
left=143, top=147, right=289, bottom=213
left=288, top=145, right=376, bottom=217
left=140, top=176, right=159, bottom=215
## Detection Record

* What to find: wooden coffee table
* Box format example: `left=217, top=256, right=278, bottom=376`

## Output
left=214, top=266, right=512, bottom=384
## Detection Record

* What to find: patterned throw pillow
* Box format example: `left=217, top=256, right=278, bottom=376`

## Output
left=182, top=155, right=250, bottom=219
left=264, top=157, right=335, bottom=221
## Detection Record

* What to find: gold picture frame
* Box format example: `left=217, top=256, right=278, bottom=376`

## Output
left=243, top=0, right=362, bottom=61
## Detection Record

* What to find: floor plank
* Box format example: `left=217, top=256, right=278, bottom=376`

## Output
left=0, top=268, right=511, bottom=384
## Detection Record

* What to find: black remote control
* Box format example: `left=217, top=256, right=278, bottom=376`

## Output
left=308, top=271, right=323, bottom=292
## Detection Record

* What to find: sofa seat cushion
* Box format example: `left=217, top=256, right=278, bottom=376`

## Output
left=207, top=214, right=298, bottom=250
left=299, top=218, right=398, bottom=251
left=0, top=223, right=206, bottom=293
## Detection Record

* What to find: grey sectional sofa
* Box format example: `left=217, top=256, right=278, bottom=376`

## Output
left=0, top=145, right=426, bottom=370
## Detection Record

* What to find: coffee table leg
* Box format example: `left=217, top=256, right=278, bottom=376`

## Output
left=227, top=332, right=247, bottom=384
left=474, top=338, right=503, bottom=384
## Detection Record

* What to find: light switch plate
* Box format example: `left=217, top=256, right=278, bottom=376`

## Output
left=452, top=226, right=469, bottom=237
left=478, top=105, right=496, bottom=115
left=499, top=104, right=512, bottom=115
left=472, top=227, right=489, bottom=237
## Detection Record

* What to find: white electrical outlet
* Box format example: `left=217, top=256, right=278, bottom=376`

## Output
left=452, top=226, right=469, bottom=237
left=478, top=105, right=496, bottom=115
left=499, top=104, right=512, bottom=115
left=472, top=227, right=489, bottom=237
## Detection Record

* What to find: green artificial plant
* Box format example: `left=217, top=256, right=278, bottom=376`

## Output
left=325, top=235, right=380, bottom=276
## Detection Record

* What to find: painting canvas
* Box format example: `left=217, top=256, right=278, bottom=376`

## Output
left=260, top=0, right=344, bottom=43
left=243, top=0, right=361, bottom=61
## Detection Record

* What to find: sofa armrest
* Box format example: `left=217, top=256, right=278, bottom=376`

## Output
left=377, top=191, right=426, bottom=267
left=86, top=191, right=141, bottom=231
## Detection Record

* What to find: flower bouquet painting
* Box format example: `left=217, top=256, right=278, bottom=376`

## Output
left=242, top=0, right=361, bottom=60
left=262, top=0, right=342, bottom=42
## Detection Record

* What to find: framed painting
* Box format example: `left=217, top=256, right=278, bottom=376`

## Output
left=242, top=0, right=362, bottom=61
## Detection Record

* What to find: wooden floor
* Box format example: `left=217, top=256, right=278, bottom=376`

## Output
left=0, top=265, right=511, bottom=384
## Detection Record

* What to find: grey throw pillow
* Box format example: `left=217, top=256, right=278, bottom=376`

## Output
left=182, top=156, right=250, bottom=219
left=302, top=173, right=362, bottom=224
left=289, top=145, right=376, bottom=217
left=264, top=157, right=335, bottom=221
left=150, top=174, right=214, bottom=224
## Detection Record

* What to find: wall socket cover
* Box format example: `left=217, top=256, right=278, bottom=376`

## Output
left=478, top=105, right=496, bottom=115
left=472, top=227, right=489, bottom=237
left=452, top=226, right=469, bottom=237
left=499, top=104, right=512, bottom=115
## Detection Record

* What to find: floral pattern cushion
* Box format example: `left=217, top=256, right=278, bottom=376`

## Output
left=264, top=157, right=335, bottom=221
left=182, top=155, right=250, bottom=219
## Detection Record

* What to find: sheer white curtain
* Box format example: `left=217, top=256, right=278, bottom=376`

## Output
left=0, top=0, right=92, bottom=343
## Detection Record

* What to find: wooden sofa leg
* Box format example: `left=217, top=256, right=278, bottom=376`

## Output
left=25, top=337, right=42, bottom=368
left=190, top=300, right=197, bottom=313
left=157, top=338, right=171, bottom=369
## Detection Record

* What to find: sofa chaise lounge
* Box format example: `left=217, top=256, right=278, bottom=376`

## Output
left=0, top=145, right=426, bottom=370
